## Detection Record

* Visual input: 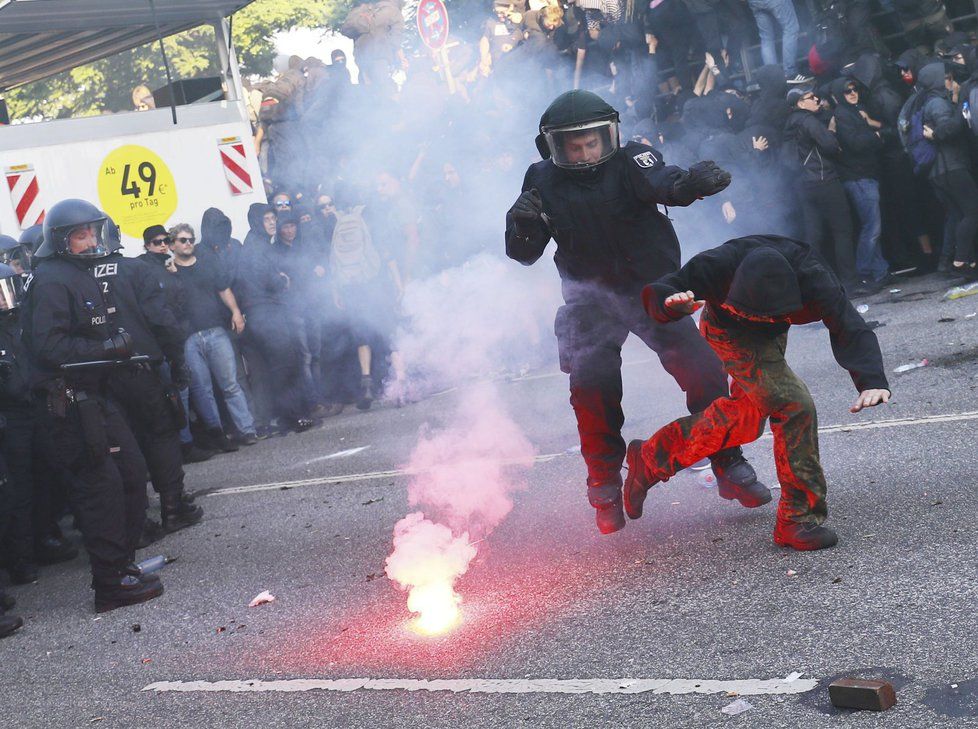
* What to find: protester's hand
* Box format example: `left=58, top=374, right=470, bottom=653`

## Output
left=850, top=388, right=890, bottom=413
left=752, top=135, right=769, bottom=151
left=722, top=201, right=737, bottom=224
left=509, top=188, right=544, bottom=236
left=923, top=124, right=934, bottom=140
left=664, top=290, right=705, bottom=315
left=674, top=160, right=731, bottom=200
left=704, top=51, right=716, bottom=69
left=646, top=34, right=658, bottom=53
left=164, top=257, right=177, bottom=274
left=828, top=115, right=837, bottom=133
left=231, top=311, right=246, bottom=334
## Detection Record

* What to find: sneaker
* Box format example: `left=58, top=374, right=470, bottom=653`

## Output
left=623, top=440, right=659, bottom=520
left=773, top=519, right=839, bottom=551
left=206, top=428, right=239, bottom=453
left=94, top=574, right=164, bottom=613
left=786, top=73, right=814, bottom=84
left=711, top=449, right=771, bottom=508
left=236, top=431, right=259, bottom=446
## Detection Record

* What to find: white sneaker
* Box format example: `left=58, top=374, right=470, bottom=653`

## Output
left=786, top=73, right=814, bottom=84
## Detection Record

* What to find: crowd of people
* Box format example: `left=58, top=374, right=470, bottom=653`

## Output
left=1, top=0, right=977, bottom=633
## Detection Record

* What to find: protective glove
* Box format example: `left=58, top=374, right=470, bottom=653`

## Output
left=102, top=330, right=133, bottom=359
left=672, top=160, right=732, bottom=202
left=508, top=189, right=544, bottom=237
left=172, top=361, right=192, bottom=389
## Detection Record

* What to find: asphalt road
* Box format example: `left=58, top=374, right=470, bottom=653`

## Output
left=3, top=272, right=977, bottom=728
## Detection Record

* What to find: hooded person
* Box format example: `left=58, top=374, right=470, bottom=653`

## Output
left=747, top=64, right=789, bottom=142
left=506, top=89, right=766, bottom=536
left=243, top=203, right=276, bottom=249
left=196, top=207, right=241, bottom=281
left=622, top=235, right=891, bottom=551
left=899, top=62, right=978, bottom=276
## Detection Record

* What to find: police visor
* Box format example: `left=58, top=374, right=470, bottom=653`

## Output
left=543, top=119, right=619, bottom=170
left=0, top=273, right=23, bottom=312
left=61, top=220, right=110, bottom=259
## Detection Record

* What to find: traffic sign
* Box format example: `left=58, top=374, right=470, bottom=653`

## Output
left=417, top=0, right=449, bottom=51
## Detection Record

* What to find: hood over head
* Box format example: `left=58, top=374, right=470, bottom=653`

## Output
left=200, top=207, right=232, bottom=249
left=754, top=65, right=788, bottom=98
left=917, top=62, right=949, bottom=93
left=896, top=48, right=929, bottom=77
left=724, top=248, right=802, bottom=318
left=848, top=53, right=883, bottom=90
left=830, top=77, right=859, bottom=107
left=247, top=203, right=273, bottom=232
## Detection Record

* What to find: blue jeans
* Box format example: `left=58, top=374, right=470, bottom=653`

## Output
left=184, top=326, right=255, bottom=435
left=843, top=179, right=889, bottom=282
left=748, top=0, right=799, bottom=76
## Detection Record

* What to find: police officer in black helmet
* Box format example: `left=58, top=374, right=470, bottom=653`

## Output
left=506, top=90, right=769, bottom=535
left=22, top=199, right=163, bottom=612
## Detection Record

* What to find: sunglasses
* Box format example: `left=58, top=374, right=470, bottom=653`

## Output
left=318, top=202, right=335, bottom=210
left=148, top=236, right=171, bottom=246
left=800, top=93, right=817, bottom=102
left=173, top=236, right=195, bottom=244
left=844, top=87, right=858, bottom=94
left=274, top=201, right=292, bottom=208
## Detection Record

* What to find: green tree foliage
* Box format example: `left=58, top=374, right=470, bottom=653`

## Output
left=6, top=0, right=352, bottom=121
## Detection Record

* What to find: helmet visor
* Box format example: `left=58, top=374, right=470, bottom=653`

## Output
left=60, top=220, right=110, bottom=259
left=0, top=275, right=23, bottom=311
left=544, top=119, right=619, bottom=169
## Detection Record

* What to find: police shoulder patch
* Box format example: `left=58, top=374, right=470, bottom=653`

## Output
left=632, top=151, right=658, bottom=169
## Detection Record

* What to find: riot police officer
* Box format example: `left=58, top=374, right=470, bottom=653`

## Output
left=506, top=90, right=768, bottom=534
left=98, top=219, right=204, bottom=539
left=22, top=199, right=162, bottom=612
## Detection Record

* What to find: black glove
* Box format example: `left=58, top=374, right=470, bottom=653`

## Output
left=672, top=160, right=732, bottom=201
left=172, top=361, right=192, bottom=389
left=509, top=188, right=544, bottom=237
left=102, top=330, right=133, bottom=359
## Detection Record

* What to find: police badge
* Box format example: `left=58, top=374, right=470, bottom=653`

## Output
left=632, top=151, right=658, bottom=168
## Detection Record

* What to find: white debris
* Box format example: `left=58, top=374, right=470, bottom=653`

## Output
left=786, top=569, right=798, bottom=577
left=856, top=304, right=869, bottom=314
left=893, top=359, right=928, bottom=373
left=783, top=672, right=803, bottom=683
left=248, top=590, right=276, bottom=607
left=721, top=698, right=753, bottom=716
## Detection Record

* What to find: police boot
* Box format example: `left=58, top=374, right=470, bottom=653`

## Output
left=93, top=573, right=164, bottom=613
left=160, top=491, right=203, bottom=533
left=137, top=518, right=166, bottom=549
left=623, top=440, right=660, bottom=520
left=710, top=448, right=771, bottom=508
left=588, top=478, right=626, bottom=535
left=181, top=442, right=218, bottom=464
left=774, top=519, right=838, bottom=551
left=35, top=536, right=79, bottom=565
left=0, top=612, right=23, bottom=638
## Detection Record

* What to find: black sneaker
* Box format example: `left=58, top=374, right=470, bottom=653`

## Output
left=774, top=520, right=839, bottom=551
left=711, top=449, right=771, bottom=508
left=0, top=613, right=23, bottom=638
left=206, top=428, right=239, bottom=453
left=94, top=574, right=164, bottom=613
left=236, top=431, right=259, bottom=446
left=35, top=536, right=79, bottom=565
left=181, top=443, right=218, bottom=464
left=623, top=440, right=659, bottom=520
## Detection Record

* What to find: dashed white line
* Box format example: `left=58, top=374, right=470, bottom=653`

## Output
left=144, top=676, right=818, bottom=696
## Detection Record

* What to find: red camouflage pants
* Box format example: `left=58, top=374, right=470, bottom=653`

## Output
left=640, top=305, right=828, bottom=525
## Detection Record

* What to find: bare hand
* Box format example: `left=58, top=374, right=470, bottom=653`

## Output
left=164, top=258, right=177, bottom=274
left=664, top=290, right=705, bottom=315
left=923, top=124, right=934, bottom=140
left=231, top=311, right=246, bottom=334
left=752, top=135, right=769, bottom=151
left=850, top=389, right=890, bottom=413
left=722, top=201, right=737, bottom=224
left=828, top=115, right=837, bottom=133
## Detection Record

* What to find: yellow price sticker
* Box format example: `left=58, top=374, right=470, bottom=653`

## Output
left=97, top=145, right=178, bottom=238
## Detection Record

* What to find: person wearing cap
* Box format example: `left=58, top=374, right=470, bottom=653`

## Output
left=506, top=89, right=767, bottom=536
left=623, top=234, right=890, bottom=551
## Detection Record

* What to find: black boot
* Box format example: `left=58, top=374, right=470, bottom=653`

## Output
left=206, top=428, right=239, bottom=453
left=161, top=491, right=203, bottom=533
left=710, top=448, right=771, bottom=508
left=93, top=573, right=164, bottom=613
left=623, top=440, right=660, bottom=520
left=181, top=442, right=218, bottom=464
left=356, top=375, right=374, bottom=411
left=774, top=519, right=838, bottom=551
left=588, top=478, right=625, bottom=535
left=0, top=613, right=23, bottom=638
left=137, top=518, right=166, bottom=549
left=7, top=562, right=39, bottom=585
left=35, top=536, right=79, bottom=565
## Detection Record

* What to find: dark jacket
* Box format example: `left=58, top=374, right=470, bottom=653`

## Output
left=899, top=62, right=971, bottom=179
left=506, top=141, right=695, bottom=294
left=0, top=312, right=32, bottom=408
left=830, top=78, right=883, bottom=181
left=847, top=53, right=908, bottom=155
left=641, top=235, right=889, bottom=393
left=783, top=108, right=842, bottom=185
left=243, top=203, right=274, bottom=250
left=747, top=65, right=790, bottom=142
left=137, top=251, right=187, bottom=337
left=196, top=207, right=242, bottom=280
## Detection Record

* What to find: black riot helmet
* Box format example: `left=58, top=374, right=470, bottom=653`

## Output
left=19, top=224, right=43, bottom=252
left=0, top=262, right=24, bottom=312
left=0, top=234, right=28, bottom=273
left=535, top=90, right=620, bottom=170
left=36, top=199, right=110, bottom=261
left=104, top=217, right=124, bottom=253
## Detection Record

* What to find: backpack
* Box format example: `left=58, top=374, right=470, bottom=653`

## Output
left=329, top=206, right=381, bottom=285
left=903, top=106, right=937, bottom=176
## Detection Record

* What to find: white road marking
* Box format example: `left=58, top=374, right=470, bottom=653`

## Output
left=144, top=676, right=817, bottom=696
left=304, top=446, right=371, bottom=465
left=207, top=411, right=978, bottom=499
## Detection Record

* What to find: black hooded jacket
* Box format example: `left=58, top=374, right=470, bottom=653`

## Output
left=847, top=53, right=908, bottom=156
left=783, top=107, right=842, bottom=185
left=899, top=62, right=971, bottom=179
left=243, top=203, right=274, bottom=250
left=830, top=77, right=883, bottom=181
left=196, top=207, right=241, bottom=280
left=641, top=235, right=889, bottom=393
left=747, top=65, right=790, bottom=142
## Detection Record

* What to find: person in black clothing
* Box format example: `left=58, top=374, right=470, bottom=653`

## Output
left=243, top=203, right=276, bottom=249
left=506, top=90, right=766, bottom=535
left=94, top=220, right=204, bottom=542
left=747, top=65, right=790, bottom=144
left=900, top=62, right=978, bottom=277
left=624, top=235, right=890, bottom=551
left=783, top=86, right=860, bottom=290
left=22, top=199, right=162, bottom=612
left=195, top=207, right=242, bottom=281
left=830, top=77, right=890, bottom=289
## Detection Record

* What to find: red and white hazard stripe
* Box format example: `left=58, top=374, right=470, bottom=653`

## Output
left=217, top=138, right=253, bottom=196
left=4, top=165, right=45, bottom=229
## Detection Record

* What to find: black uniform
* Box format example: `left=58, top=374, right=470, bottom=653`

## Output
left=0, top=312, right=33, bottom=573
left=505, top=141, right=729, bottom=488
left=21, top=257, right=148, bottom=584
left=91, top=253, right=188, bottom=500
